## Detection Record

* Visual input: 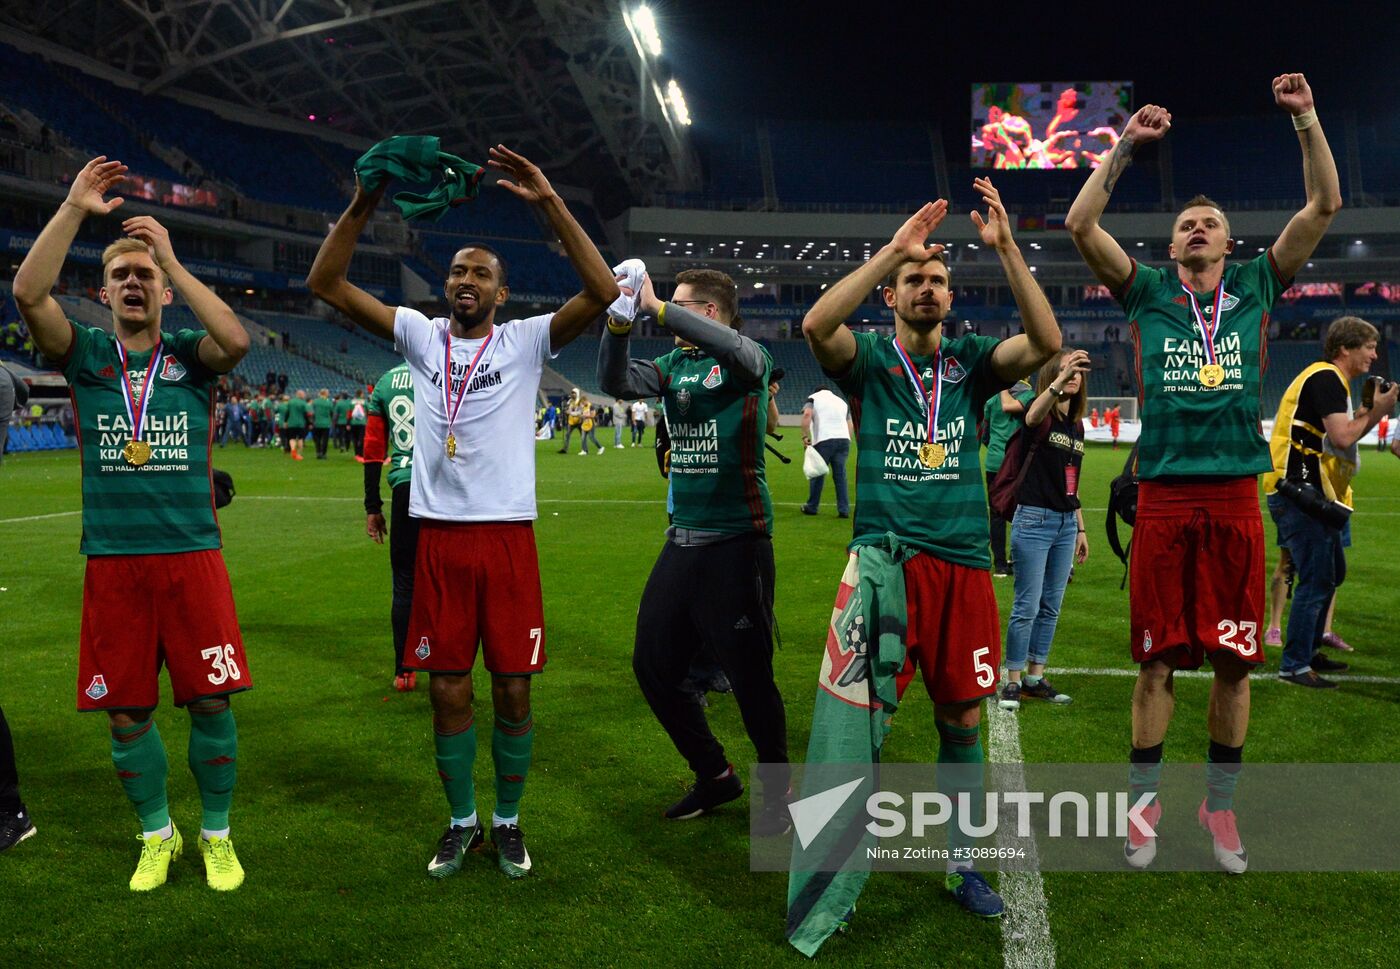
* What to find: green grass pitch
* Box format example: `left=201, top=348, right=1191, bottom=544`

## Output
left=1, top=433, right=1397, bottom=967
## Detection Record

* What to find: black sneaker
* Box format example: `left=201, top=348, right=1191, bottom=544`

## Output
left=0, top=809, right=35, bottom=851
left=752, top=786, right=794, bottom=837
left=1020, top=678, right=1072, bottom=704
left=664, top=768, right=744, bottom=820
left=1310, top=653, right=1348, bottom=673
left=491, top=823, right=532, bottom=878
left=1279, top=670, right=1337, bottom=689
left=992, top=564, right=1012, bottom=578
left=800, top=506, right=817, bottom=516
left=997, top=681, right=1021, bottom=711
left=427, top=821, right=483, bottom=878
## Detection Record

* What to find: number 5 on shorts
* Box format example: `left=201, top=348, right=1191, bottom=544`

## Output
left=201, top=643, right=242, bottom=685
left=973, top=646, right=995, bottom=688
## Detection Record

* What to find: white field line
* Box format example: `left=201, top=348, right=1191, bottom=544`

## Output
left=988, top=702, right=1057, bottom=969
left=1055, top=666, right=1400, bottom=686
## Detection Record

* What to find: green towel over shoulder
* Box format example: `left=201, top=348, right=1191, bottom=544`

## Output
left=354, top=135, right=484, bottom=222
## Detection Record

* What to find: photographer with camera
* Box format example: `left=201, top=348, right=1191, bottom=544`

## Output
left=1263, top=316, right=1397, bottom=688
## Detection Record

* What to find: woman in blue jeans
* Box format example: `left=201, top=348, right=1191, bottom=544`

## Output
left=999, top=349, right=1091, bottom=711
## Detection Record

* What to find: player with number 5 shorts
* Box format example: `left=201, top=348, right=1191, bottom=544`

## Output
left=788, top=178, right=1060, bottom=953
left=308, top=142, right=618, bottom=880
left=12, top=156, right=254, bottom=893
left=1067, top=75, right=1341, bottom=874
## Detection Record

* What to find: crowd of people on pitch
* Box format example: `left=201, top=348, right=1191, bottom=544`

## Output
left=5, top=75, right=1400, bottom=962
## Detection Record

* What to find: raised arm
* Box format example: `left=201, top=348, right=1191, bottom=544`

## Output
left=306, top=180, right=396, bottom=341
left=122, top=216, right=249, bottom=373
left=1268, top=74, right=1343, bottom=281
left=973, top=178, right=1061, bottom=381
left=1324, top=381, right=1397, bottom=450
left=12, top=157, right=128, bottom=360
left=1024, top=350, right=1091, bottom=427
left=598, top=314, right=664, bottom=401
left=1066, top=106, right=1172, bottom=292
left=486, top=146, right=618, bottom=351
left=801, top=201, right=948, bottom=372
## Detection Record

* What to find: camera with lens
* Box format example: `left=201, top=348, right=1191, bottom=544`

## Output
left=1362, top=376, right=1395, bottom=410
left=1276, top=478, right=1351, bottom=530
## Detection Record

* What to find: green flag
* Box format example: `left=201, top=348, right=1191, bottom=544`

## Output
left=786, top=537, right=913, bottom=957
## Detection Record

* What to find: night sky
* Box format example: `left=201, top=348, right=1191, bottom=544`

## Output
left=660, top=0, right=1398, bottom=132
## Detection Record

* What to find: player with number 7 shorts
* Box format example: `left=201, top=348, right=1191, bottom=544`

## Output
left=12, top=156, right=254, bottom=893
left=308, top=142, right=618, bottom=880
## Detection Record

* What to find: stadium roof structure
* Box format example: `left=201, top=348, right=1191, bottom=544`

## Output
left=0, top=0, right=698, bottom=208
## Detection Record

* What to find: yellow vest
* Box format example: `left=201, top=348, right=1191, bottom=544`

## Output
left=1262, top=362, right=1355, bottom=506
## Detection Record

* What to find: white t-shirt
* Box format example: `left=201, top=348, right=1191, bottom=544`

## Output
left=805, top=388, right=851, bottom=443
left=394, top=307, right=555, bottom=521
left=631, top=400, right=649, bottom=423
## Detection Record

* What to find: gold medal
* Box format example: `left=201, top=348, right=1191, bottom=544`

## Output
left=445, top=433, right=457, bottom=460
left=918, top=441, right=946, bottom=468
left=123, top=439, right=152, bottom=466
left=1199, top=363, right=1225, bottom=387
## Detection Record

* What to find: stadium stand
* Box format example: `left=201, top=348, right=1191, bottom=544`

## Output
left=244, top=310, right=399, bottom=382
left=0, top=47, right=181, bottom=182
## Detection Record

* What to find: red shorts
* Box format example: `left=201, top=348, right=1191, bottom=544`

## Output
left=404, top=521, right=546, bottom=675
left=77, top=549, right=250, bottom=711
left=1129, top=478, right=1266, bottom=669
left=898, top=552, right=1002, bottom=705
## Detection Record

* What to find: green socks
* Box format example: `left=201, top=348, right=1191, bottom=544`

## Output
left=1206, top=740, right=1243, bottom=812
left=1129, top=742, right=1165, bottom=807
left=491, top=713, right=534, bottom=822
left=187, top=699, right=238, bottom=833
left=434, top=719, right=478, bottom=821
left=936, top=720, right=985, bottom=865
left=110, top=718, right=170, bottom=835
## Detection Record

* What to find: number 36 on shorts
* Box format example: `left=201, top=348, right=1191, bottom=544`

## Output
left=202, top=643, right=243, bottom=685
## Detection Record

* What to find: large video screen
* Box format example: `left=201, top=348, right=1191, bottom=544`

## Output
left=971, top=82, right=1133, bottom=170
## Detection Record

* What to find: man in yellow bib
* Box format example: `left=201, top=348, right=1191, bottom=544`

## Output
left=1263, top=316, right=1396, bottom=687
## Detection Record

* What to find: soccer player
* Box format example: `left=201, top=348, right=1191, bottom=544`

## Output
left=599, top=268, right=790, bottom=830
left=349, top=388, right=368, bottom=457
left=798, top=178, right=1061, bottom=928
left=284, top=389, right=308, bottom=460
left=275, top=393, right=290, bottom=454
left=1065, top=74, right=1341, bottom=874
left=307, top=143, right=618, bottom=879
left=333, top=392, right=353, bottom=452
left=12, top=156, right=253, bottom=891
left=0, top=702, right=34, bottom=851
left=310, top=388, right=333, bottom=459
left=363, top=360, right=419, bottom=691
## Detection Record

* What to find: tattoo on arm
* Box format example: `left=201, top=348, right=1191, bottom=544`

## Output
left=1102, top=136, right=1136, bottom=194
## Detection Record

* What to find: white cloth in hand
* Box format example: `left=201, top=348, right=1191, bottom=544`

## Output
left=609, top=258, right=647, bottom=322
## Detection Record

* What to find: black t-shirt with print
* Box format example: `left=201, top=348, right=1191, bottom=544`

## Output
left=1017, top=410, right=1085, bottom=513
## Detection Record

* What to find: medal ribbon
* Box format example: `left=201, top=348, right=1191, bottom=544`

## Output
left=115, top=337, right=163, bottom=443
left=892, top=336, right=942, bottom=448
left=442, top=324, right=494, bottom=444
left=1181, top=280, right=1225, bottom=367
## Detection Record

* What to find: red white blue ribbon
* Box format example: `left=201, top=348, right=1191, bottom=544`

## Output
left=442, top=324, right=494, bottom=443
left=1181, top=280, right=1225, bottom=366
left=892, top=335, right=942, bottom=449
left=115, top=337, right=163, bottom=443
